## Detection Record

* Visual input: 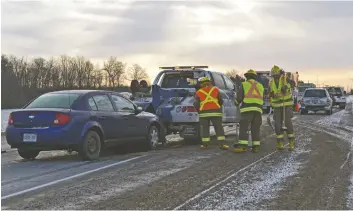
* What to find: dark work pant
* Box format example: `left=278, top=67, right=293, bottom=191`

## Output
left=199, top=116, right=225, bottom=143
left=273, top=106, right=295, bottom=141
left=238, top=111, right=262, bottom=146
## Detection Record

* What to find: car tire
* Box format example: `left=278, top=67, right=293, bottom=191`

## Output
left=18, top=149, right=40, bottom=160
left=79, top=130, right=101, bottom=161
left=141, top=125, right=160, bottom=151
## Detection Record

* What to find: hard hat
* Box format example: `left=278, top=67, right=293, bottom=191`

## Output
left=271, top=65, right=281, bottom=76
left=244, top=69, right=257, bottom=77
left=198, top=76, right=211, bottom=83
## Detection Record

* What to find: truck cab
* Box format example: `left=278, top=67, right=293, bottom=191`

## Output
left=132, top=66, right=241, bottom=143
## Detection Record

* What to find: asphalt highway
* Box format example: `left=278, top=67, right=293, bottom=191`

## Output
left=1, top=105, right=353, bottom=210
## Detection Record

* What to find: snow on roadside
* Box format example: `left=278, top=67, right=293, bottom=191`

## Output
left=184, top=133, right=312, bottom=210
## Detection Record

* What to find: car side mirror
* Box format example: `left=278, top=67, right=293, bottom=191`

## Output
left=136, top=106, right=143, bottom=114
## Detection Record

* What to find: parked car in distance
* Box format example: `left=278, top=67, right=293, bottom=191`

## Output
left=6, top=90, right=166, bottom=161
left=300, top=88, right=333, bottom=115
left=326, top=86, right=346, bottom=109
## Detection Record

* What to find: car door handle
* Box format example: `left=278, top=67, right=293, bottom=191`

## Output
left=98, top=116, right=107, bottom=119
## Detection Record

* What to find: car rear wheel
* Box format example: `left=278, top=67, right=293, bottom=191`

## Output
left=79, top=130, right=101, bottom=161
left=18, top=149, right=40, bottom=160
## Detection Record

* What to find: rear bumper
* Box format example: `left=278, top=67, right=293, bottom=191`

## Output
left=5, top=126, right=81, bottom=150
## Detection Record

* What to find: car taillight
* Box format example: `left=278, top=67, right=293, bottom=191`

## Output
left=8, top=113, right=14, bottom=125
left=53, top=113, right=71, bottom=125
left=187, top=106, right=197, bottom=112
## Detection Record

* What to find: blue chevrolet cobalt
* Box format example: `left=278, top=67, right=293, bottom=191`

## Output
left=6, top=90, right=166, bottom=160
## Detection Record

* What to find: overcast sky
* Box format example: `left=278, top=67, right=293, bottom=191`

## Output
left=2, top=0, right=353, bottom=88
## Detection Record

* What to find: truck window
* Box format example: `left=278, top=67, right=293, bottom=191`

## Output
left=223, top=75, right=235, bottom=90
left=160, top=71, right=205, bottom=88
left=211, top=73, right=226, bottom=89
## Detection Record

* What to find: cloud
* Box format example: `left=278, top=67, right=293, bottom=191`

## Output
left=1, top=0, right=353, bottom=87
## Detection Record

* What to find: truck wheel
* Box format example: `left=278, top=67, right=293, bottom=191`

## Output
left=18, top=149, right=40, bottom=160
left=79, top=130, right=101, bottom=161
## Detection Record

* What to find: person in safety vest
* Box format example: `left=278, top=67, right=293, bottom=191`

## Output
left=194, top=77, right=229, bottom=150
left=269, top=65, right=295, bottom=151
left=233, top=69, right=264, bottom=153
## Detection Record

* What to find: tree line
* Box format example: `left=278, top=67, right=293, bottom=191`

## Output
left=1, top=54, right=149, bottom=109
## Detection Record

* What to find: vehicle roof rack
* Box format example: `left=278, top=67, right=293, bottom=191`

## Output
left=159, top=66, right=209, bottom=70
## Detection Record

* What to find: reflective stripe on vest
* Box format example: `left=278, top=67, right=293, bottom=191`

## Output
left=197, top=86, right=221, bottom=111
left=270, top=76, right=293, bottom=108
left=240, top=80, right=264, bottom=113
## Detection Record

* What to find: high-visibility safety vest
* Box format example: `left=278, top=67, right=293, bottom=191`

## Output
left=196, top=86, right=222, bottom=118
left=240, top=79, right=264, bottom=113
left=269, top=76, right=293, bottom=108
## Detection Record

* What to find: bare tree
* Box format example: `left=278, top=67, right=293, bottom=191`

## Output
left=225, top=69, right=239, bottom=79
left=127, top=64, right=149, bottom=82
left=102, top=56, right=126, bottom=87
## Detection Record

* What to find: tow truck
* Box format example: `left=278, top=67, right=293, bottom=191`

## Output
left=132, top=66, right=241, bottom=143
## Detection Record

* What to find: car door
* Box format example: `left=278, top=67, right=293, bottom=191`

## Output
left=90, top=94, right=117, bottom=140
left=110, top=94, right=148, bottom=139
left=210, top=72, right=231, bottom=122
left=222, top=74, right=238, bottom=123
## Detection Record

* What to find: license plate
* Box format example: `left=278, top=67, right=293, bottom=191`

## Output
left=23, top=133, right=37, bottom=142
left=184, top=127, right=196, bottom=135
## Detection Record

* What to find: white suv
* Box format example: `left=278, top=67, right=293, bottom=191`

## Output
left=301, top=88, right=333, bottom=115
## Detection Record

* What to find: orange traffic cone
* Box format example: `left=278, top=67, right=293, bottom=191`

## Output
left=295, top=103, right=300, bottom=112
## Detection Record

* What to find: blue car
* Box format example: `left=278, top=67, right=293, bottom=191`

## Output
left=6, top=90, right=166, bottom=160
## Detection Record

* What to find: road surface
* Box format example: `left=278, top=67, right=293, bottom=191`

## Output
left=1, top=105, right=353, bottom=210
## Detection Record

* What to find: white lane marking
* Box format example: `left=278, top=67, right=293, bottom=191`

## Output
left=173, top=146, right=288, bottom=210
left=340, top=152, right=351, bottom=170
left=1, top=155, right=147, bottom=200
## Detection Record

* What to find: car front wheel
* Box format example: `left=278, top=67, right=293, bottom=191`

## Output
left=146, top=125, right=160, bottom=150
left=18, top=149, right=40, bottom=160
left=79, top=130, right=101, bottom=161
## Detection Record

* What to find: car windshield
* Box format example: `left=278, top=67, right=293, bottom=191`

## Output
left=327, top=87, right=342, bottom=95
left=304, top=90, right=326, bottom=98
left=161, top=71, right=206, bottom=88
left=25, top=93, right=80, bottom=109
